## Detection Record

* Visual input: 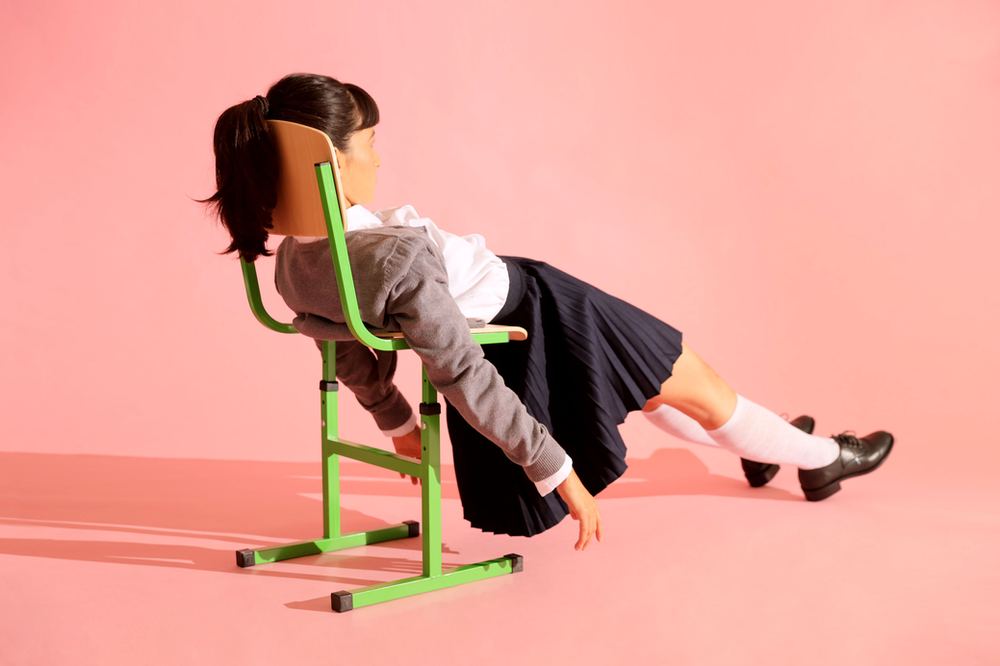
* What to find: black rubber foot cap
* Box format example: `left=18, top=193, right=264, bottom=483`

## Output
left=331, top=591, right=354, bottom=612
left=236, top=550, right=255, bottom=568
left=403, top=520, right=420, bottom=538
left=504, top=553, right=524, bottom=573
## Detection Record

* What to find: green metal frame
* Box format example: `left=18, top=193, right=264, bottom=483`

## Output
left=235, top=161, right=522, bottom=612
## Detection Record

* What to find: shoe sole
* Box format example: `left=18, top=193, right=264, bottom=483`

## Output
left=744, top=416, right=816, bottom=487
left=802, top=434, right=895, bottom=502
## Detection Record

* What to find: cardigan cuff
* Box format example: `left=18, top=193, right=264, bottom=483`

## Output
left=381, top=413, right=418, bottom=438
left=533, top=454, right=573, bottom=497
left=368, top=390, right=414, bottom=435
left=522, top=434, right=569, bottom=484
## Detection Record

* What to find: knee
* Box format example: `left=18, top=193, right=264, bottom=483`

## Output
left=652, top=346, right=737, bottom=428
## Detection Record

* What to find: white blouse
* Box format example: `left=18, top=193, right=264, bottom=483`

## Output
left=345, top=204, right=509, bottom=324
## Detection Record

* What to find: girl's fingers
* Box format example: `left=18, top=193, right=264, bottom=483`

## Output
left=577, top=514, right=596, bottom=550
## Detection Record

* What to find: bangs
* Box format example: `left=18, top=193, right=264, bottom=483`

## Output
left=345, top=83, right=380, bottom=130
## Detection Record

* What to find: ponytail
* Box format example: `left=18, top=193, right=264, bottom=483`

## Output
left=202, top=74, right=380, bottom=262
left=201, top=95, right=278, bottom=262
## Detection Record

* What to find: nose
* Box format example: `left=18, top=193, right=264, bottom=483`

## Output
left=374, top=149, right=381, bottom=168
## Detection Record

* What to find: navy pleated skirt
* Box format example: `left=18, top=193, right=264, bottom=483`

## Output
left=445, top=257, right=684, bottom=537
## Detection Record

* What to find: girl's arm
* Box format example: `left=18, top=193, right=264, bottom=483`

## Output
left=333, top=340, right=414, bottom=436
left=386, top=239, right=568, bottom=486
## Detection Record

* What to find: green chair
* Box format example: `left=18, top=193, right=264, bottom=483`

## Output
left=234, top=120, right=526, bottom=612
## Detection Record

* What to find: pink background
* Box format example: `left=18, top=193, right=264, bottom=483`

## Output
left=2, top=1, right=999, bottom=664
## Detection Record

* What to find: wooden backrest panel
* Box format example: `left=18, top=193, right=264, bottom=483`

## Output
left=267, top=120, right=348, bottom=237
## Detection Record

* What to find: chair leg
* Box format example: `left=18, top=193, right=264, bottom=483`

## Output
left=420, top=372, right=443, bottom=577
left=236, top=354, right=523, bottom=609
left=331, top=555, right=523, bottom=612
left=321, top=341, right=341, bottom=540
left=235, top=522, right=419, bottom=567
left=234, top=341, right=420, bottom=567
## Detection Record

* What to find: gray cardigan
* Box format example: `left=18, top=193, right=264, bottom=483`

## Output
left=274, top=226, right=567, bottom=484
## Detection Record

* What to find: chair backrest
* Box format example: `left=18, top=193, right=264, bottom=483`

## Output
left=267, top=120, right=348, bottom=237
left=247, top=120, right=405, bottom=350
left=239, top=120, right=526, bottom=348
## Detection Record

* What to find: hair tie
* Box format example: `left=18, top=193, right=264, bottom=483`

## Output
left=254, top=95, right=270, bottom=116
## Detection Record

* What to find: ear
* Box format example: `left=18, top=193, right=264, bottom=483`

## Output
left=333, top=147, right=347, bottom=169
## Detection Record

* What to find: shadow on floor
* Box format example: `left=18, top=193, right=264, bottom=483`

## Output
left=604, top=447, right=800, bottom=502
left=0, top=451, right=454, bottom=580
left=0, top=448, right=796, bottom=575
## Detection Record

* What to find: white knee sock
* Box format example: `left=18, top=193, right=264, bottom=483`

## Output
left=707, top=395, right=839, bottom=470
left=643, top=404, right=720, bottom=448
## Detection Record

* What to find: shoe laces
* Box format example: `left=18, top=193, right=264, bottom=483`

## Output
left=832, top=431, right=865, bottom=460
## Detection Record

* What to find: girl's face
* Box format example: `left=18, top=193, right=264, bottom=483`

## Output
left=336, top=127, right=380, bottom=207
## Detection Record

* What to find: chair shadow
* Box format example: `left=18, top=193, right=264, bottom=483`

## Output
left=0, top=448, right=797, bottom=580
left=604, top=447, right=800, bottom=502
left=0, top=452, right=460, bottom=584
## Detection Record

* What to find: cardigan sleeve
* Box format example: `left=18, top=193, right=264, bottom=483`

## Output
left=384, top=239, right=568, bottom=483
left=331, top=340, right=414, bottom=435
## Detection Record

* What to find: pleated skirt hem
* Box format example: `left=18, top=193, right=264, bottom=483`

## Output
left=447, top=257, right=684, bottom=537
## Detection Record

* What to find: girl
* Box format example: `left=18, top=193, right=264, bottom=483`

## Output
left=204, top=73, right=893, bottom=551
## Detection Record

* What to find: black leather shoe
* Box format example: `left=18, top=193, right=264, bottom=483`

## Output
left=798, top=431, right=894, bottom=501
left=741, top=415, right=815, bottom=487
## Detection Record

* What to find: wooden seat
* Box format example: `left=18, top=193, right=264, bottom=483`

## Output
left=234, top=120, right=524, bottom=612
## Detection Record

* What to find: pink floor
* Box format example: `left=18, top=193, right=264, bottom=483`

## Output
left=3, top=421, right=998, bottom=666
left=3, top=0, right=999, bottom=663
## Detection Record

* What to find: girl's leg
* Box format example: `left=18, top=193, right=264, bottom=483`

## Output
left=645, top=343, right=840, bottom=470
left=643, top=397, right=816, bottom=487
left=642, top=402, right=721, bottom=448
left=644, top=343, right=737, bottom=430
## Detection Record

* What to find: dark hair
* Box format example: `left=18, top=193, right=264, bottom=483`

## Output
left=201, top=73, right=379, bottom=261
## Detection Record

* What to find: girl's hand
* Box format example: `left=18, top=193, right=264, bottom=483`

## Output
left=391, top=425, right=422, bottom=485
left=556, top=469, right=603, bottom=551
